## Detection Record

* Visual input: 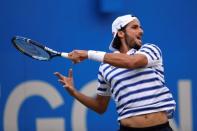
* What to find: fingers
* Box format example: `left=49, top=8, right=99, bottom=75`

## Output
left=68, top=68, right=73, bottom=78
left=54, top=73, right=68, bottom=87
left=54, top=70, right=73, bottom=85
left=54, top=70, right=76, bottom=96
left=58, top=79, right=64, bottom=84
left=54, top=72, right=65, bottom=79
left=68, top=50, right=88, bottom=64
left=58, top=79, right=67, bottom=86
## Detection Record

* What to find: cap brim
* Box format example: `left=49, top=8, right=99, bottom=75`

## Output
left=109, top=33, right=118, bottom=51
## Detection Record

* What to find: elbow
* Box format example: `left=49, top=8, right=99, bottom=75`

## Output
left=96, top=108, right=107, bottom=115
left=124, top=60, right=137, bottom=69
left=124, top=59, right=147, bottom=69
left=97, top=111, right=105, bottom=115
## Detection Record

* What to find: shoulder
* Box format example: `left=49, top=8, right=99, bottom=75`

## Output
left=141, top=43, right=161, bottom=49
left=140, top=43, right=162, bottom=56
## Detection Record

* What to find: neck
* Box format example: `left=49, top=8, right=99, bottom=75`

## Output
left=119, top=41, right=130, bottom=53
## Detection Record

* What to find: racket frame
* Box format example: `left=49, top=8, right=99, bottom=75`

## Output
left=12, top=36, right=68, bottom=61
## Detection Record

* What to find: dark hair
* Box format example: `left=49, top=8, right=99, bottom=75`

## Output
left=112, top=25, right=127, bottom=50
left=112, top=36, right=121, bottom=49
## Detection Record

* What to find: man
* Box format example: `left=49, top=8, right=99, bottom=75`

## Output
left=54, top=14, right=176, bottom=131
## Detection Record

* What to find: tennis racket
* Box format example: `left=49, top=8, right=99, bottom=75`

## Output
left=12, top=36, right=69, bottom=61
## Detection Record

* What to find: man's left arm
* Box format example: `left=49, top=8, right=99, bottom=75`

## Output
left=68, top=49, right=148, bottom=69
left=104, top=53, right=148, bottom=69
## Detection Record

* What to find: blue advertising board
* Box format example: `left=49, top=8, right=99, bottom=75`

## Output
left=0, top=0, right=196, bottom=130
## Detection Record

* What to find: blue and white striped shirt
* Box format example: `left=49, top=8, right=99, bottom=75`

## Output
left=97, top=43, right=176, bottom=121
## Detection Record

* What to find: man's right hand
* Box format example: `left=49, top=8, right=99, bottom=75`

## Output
left=68, top=50, right=88, bottom=64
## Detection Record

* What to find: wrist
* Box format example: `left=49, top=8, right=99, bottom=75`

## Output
left=88, top=50, right=106, bottom=62
left=69, top=88, right=77, bottom=96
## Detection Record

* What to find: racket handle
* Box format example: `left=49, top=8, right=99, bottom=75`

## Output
left=61, top=52, right=69, bottom=58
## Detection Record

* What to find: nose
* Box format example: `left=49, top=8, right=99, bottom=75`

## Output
left=139, top=27, right=144, bottom=35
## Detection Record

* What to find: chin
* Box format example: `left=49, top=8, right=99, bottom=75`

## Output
left=133, top=43, right=142, bottom=50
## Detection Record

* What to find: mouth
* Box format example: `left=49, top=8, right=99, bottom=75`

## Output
left=136, top=35, right=141, bottom=40
left=136, top=36, right=142, bottom=43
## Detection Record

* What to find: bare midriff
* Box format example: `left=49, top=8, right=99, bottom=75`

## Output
left=120, top=111, right=168, bottom=128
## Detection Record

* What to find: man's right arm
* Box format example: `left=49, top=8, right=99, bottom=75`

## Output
left=67, top=50, right=148, bottom=69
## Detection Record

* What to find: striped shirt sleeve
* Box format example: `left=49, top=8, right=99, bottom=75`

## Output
left=96, top=65, right=111, bottom=96
left=136, top=44, right=163, bottom=67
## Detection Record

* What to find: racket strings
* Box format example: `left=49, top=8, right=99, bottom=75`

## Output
left=14, top=39, right=50, bottom=60
left=22, top=42, right=41, bottom=56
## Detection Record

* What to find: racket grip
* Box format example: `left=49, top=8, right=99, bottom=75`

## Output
left=61, top=52, right=69, bottom=58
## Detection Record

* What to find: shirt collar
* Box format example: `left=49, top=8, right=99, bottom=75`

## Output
left=113, top=48, right=137, bottom=54
left=127, top=48, right=137, bottom=55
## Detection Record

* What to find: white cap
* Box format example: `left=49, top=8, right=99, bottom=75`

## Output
left=109, top=14, right=139, bottom=51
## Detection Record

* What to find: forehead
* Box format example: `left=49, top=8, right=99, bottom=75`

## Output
left=127, top=19, right=141, bottom=26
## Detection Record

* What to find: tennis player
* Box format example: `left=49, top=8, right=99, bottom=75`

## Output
left=54, top=14, right=176, bottom=131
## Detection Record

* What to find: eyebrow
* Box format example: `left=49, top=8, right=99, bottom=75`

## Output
left=130, top=23, right=140, bottom=27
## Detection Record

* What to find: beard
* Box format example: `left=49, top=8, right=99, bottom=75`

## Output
left=125, top=33, right=142, bottom=50
left=133, top=43, right=141, bottom=50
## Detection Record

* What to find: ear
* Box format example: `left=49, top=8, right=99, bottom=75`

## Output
left=117, top=31, right=125, bottom=38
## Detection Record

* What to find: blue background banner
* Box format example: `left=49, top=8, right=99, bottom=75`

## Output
left=0, top=0, right=196, bottom=131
